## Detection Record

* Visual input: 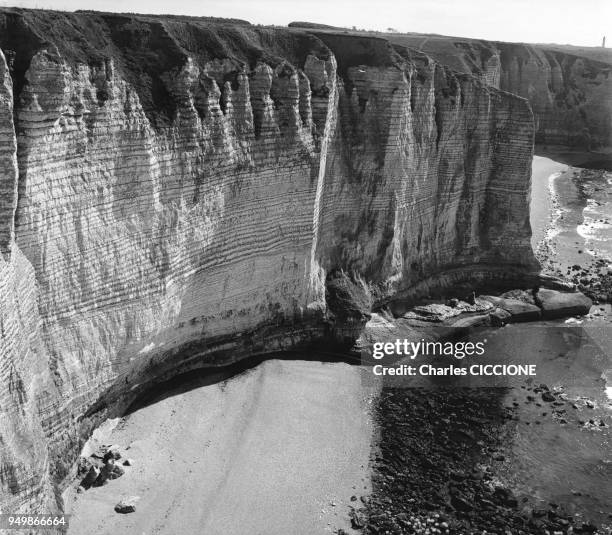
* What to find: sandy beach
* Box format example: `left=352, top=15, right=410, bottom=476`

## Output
left=530, top=155, right=568, bottom=254
left=64, top=360, right=375, bottom=535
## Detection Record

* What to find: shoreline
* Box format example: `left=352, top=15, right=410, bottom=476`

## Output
left=62, top=153, right=612, bottom=535
left=359, top=152, right=612, bottom=535
left=531, top=155, right=569, bottom=261
left=360, top=303, right=612, bottom=534
left=536, top=147, right=612, bottom=171
left=535, top=161, right=612, bottom=303
left=62, top=282, right=608, bottom=535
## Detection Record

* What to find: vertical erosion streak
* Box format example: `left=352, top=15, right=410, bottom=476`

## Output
left=0, top=48, right=18, bottom=258
left=308, top=66, right=338, bottom=301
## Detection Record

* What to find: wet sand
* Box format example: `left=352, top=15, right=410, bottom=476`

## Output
left=64, top=360, right=375, bottom=535
left=486, top=321, right=612, bottom=525
left=533, top=155, right=612, bottom=301
left=531, top=155, right=568, bottom=252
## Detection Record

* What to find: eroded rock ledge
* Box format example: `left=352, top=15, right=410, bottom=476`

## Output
left=0, top=9, right=539, bottom=513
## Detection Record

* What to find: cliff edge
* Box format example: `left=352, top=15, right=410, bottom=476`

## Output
left=0, top=9, right=537, bottom=513
left=379, top=31, right=612, bottom=150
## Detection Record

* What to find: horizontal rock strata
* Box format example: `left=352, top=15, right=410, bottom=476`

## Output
left=290, top=24, right=612, bottom=152
left=380, top=33, right=612, bottom=150
left=0, top=9, right=539, bottom=512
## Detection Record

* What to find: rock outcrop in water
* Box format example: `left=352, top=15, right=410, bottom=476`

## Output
left=0, top=9, right=539, bottom=513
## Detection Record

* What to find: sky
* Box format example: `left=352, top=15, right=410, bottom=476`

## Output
left=0, top=0, right=610, bottom=47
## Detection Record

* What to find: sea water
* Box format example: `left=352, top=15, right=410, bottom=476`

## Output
left=575, top=170, right=612, bottom=261
left=470, top=322, right=612, bottom=525
left=549, top=167, right=612, bottom=267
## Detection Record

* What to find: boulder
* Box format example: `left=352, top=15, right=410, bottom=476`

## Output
left=93, top=463, right=112, bottom=487
left=102, top=445, right=122, bottom=463
left=93, top=459, right=124, bottom=486
left=450, top=494, right=473, bottom=511
left=114, top=496, right=140, bottom=514
left=480, top=296, right=541, bottom=322
left=108, top=463, right=125, bottom=480
left=407, top=303, right=462, bottom=321
left=77, top=456, right=93, bottom=476
left=80, top=465, right=100, bottom=489
left=90, top=446, right=107, bottom=460
left=490, top=307, right=511, bottom=327
left=535, top=289, right=592, bottom=319
left=494, top=487, right=518, bottom=508
left=350, top=509, right=366, bottom=529
left=404, top=299, right=492, bottom=323
left=450, top=314, right=490, bottom=329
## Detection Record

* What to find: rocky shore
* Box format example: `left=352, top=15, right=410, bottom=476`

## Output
left=60, top=279, right=609, bottom=535
left=364, top=286, right=593, bottom=340
left=563, top=166, right=612, bottom=304
left=344, top=153, right=612, bottom=535
left=537, top=166, right=612, bottom=304
left=353, top=281, right=611, bottom=535
left=358, top=384, right=610, bottom=535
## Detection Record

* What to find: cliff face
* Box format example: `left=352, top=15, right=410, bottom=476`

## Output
left=0, top=10, right=536, bottom=512
left=459, top=41, right=612, bottom=149
left=498, top=45, right=612, bottom=149
left=378, top=33, right=612, bottom=150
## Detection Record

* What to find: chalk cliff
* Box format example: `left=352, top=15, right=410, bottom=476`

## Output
left=376, top=33, right=612, bottom=150
left=0, top=10, right=537, bottom=513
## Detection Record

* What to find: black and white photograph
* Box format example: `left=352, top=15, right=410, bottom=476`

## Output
left=0, top=1, right=610, bottom=533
